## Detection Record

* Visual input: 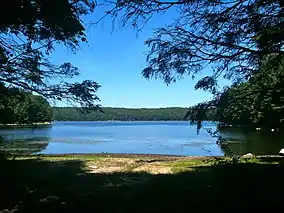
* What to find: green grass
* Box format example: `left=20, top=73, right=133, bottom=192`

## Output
left=168, top=158, right=209, bottom=173
left=1, top=155, right=284, bottom=213
left=124, top=163, right=141, bottom=172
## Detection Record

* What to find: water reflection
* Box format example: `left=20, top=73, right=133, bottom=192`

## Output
left=219, top=127, right=284, bottom=156
left=0, top=126, right=52, bottom=155
left=1, top=122, right=284, bottom=156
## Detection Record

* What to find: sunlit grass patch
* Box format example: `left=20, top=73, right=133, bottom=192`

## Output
left=168, top=158, right=210, bottom=173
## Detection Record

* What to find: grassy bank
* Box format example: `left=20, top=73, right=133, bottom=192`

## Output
left=1, top=154, right=284, bottom=213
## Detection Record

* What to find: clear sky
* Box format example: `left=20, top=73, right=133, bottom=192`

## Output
left=50, top=8, right=229, bottom=108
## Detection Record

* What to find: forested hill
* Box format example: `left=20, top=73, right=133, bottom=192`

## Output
left=52, top=107, right=190, bottom=121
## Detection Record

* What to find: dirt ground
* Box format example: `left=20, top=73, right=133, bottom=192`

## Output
left=86, top=157, right=175, bottom=174
left=3, top=154, right=284, bottom=213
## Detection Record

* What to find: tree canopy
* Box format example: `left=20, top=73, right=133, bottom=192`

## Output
left=101, top=0, right=284, bottom=90
left=214, top=56, right=284, bottom=129
left=0, top=0, right=100, bottom=108
left=185, top=55, right=284, bottom=129
left=0, top=83, right=52, bottom=124
left=96, top=0, right=284, bottom=129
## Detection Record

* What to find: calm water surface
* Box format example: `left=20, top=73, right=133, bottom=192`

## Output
left=1, top=121, right=284, bottom=156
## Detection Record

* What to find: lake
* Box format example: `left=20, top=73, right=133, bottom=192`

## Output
left=1, top=121, right=284, bottom=156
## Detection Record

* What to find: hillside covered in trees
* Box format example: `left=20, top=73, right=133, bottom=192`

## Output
left=52, top=107, right=191, bottom=121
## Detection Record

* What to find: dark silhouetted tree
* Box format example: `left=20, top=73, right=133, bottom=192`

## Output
left=98, top=0, right=284, bottom=129
left=0, top=0, right=100, bottom=108
left=100, top=0, right=284, bottom=90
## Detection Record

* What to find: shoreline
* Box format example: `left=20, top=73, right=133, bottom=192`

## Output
left=31, top=153, right=284, bottom=159
left=0, top=122, right=52, bottom=128
left=10, top=153, right=284, bottom=175
left=34, top=153, right=197, bottom=159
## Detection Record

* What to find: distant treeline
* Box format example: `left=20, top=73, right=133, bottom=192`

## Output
left=52, top=107, right=192, bottom=121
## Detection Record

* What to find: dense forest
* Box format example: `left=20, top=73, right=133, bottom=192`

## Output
left=52, top=107, right=190, bottom=121
left=0, top=83, right=52, bottom=124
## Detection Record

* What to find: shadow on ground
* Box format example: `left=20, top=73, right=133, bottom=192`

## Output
left=1, top=157, right=284, bottom=213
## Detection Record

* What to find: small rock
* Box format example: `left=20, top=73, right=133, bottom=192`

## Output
left=279, top=149, right=284, bottom=156
left=271, top=129, right=275, bottom=132
left=89, top=165, right=98, bottom=169
left=241, top=153, right=254, bottom=158
left=39, top=196, right=60, bottom=203
left=256, top=128, right=261, bottom=131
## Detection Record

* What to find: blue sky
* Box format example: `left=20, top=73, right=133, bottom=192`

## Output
left=50, top=8, right=228, bottom=108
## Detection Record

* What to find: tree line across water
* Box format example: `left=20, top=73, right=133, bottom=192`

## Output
left=2, top=66, right=284, bottom=128
left=52, top=107, right=190, bottom=121
left=54, top=55, right=284, bottom=128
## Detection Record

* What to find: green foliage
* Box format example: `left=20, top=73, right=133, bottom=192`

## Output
left=184, top=102, right=216, bottom=122
left=26, top=95, right=53, bottom=123
left=0, top=0, right=100, bottom=108
left=52, top=107, right=189, bottom=121
left=0, top=83, right=52, bottom=124
left=184, top=55, right=284, bottom=130
left=213, top=56, right=284, bottom=129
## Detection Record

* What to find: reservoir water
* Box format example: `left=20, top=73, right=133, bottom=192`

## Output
left=1, top=121, right=284, bottom=156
